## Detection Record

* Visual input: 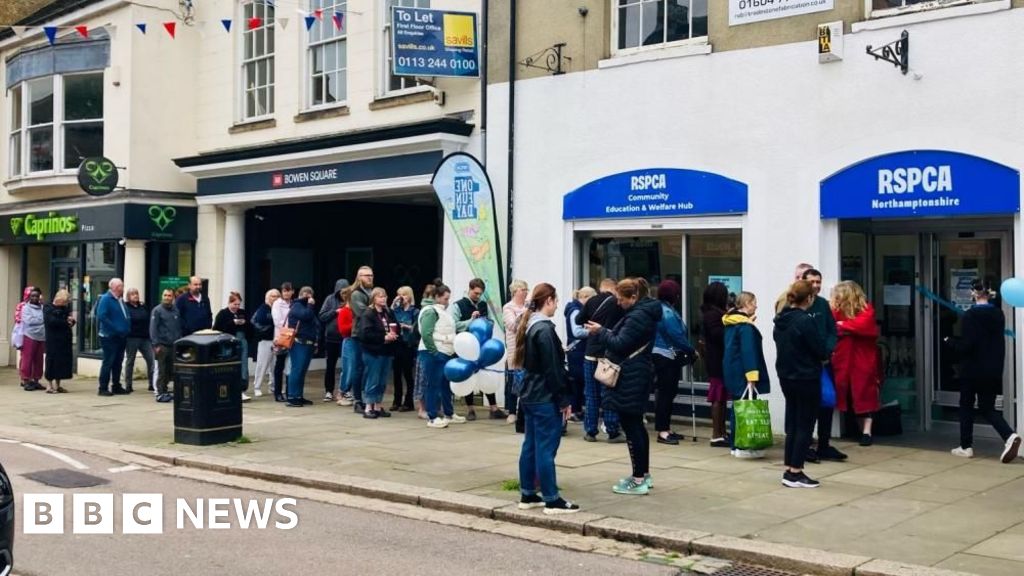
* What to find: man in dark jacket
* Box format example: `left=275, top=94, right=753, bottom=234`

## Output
left=175, top=276, right=213, bottom=336
left=802, top=268, right=843, bottom=463
left=123, top=288, right=154, bottom=394
left=347, top=267, right=374, bottom=412
left=150, top=289, right=182, bottom=403
left=451, top=278, right=506, bottom=420
left=319, top=278, right=350, bottom=401
left=575, top=278, right=625, bottom=442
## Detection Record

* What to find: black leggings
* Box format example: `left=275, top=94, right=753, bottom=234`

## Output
left=466, top=392, right=498, bottom=407
left=960, top=378, right=1014, bottom=448
left=392, top=345, right=415, bottom=408
left=273, top=353, right=287, bottom=395
left=653, top=355, right=681, bottom=432
left=782, top=378, right=820, bottom=469
left=324, top=341, right=341, bottom=394
left=619, top=411, right=649, bottom=478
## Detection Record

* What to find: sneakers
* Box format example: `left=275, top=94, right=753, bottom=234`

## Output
left=657, top=434, right=679, bottom=446
left=951, top=446, right=974, bottom=458
left=731, top=449, right=765, bottom=459
left=782, top=471, right=820, bottom=488
left=506, top=414, right=517, bottom=425
left=804, top=448, right=821, bottom=464
left=818, top=446, right=849, bottom=461
left=323, top=392, right=334, bottom=402
left=607, top=433, right=626, bottom=444
left=427, top=418, right=449, bottom=429
left=543, top=498, right=580, bottom=515
left=241, top=393, right=251, bottom=402
left=599, top=422, right=608, bottom=435
left=583, top=434, right=597, bottom=443
left=490, top=409, right=509, bottom=419
left=860, top=434, right=874, bottom=447
left=97, top=389, right=114, bottom=397
left=446, top=414, right=467, bottom=424
left=710, top=437, right=730, bottom=448
left=155, top=393, right=173, bottom=403
left=254, top=389, right=263, bottom=397
left=337, top=395, right=354, bottom=407
left=418, top=411, right=429, bottom=420
left=567, top=414, right=582, bottom=424
left=612, top=477, right=649, bottom=496
left=517, top=493, right=544, bottom=510
left=619, top=473, right=654, bottom=490
left=1001, top=434, right=1021, bottom=464
left=466, top=410, right=477, bottom=421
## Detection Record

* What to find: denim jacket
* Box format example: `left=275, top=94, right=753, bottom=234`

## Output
left=653, top=302, right=694, bottom=360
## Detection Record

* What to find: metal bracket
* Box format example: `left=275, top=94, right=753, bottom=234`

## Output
left=866, top=30, right=909, bottom=75
left=519, top=43, right=570, bottom=76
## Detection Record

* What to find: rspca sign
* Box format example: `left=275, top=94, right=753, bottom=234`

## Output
left=820, top=150, right=1020, bottom=219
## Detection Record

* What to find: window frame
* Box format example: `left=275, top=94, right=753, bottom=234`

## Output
left=865, top=0, right=988, bottom=19
left=305, top=0, right=349, bottom=111
left=379, top=0, right=434, bottom=98
left=7, top=71, right=104, bottom=179
left=239, top=1, right=276, bottom=122
left=610, top=0, right=709, bottom=58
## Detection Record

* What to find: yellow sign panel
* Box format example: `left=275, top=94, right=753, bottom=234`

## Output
left=443, top=13, right=475, bottom=48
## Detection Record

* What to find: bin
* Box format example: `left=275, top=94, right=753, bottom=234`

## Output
left=173, top=330, right=243, bottom=445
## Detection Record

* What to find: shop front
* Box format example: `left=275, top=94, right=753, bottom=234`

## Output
left=562, top=168, right=747, bottom=415
left=823, top=150, right=1020, bottom=436
left=0, top=195, right=197, bottom=367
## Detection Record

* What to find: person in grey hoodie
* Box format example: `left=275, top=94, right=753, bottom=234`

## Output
left=150, top=289, right=183, bottom=403
left=319, top=278, right=350, bottom=402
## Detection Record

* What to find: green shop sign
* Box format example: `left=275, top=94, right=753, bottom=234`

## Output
left=77, top=156, right=119, bottom=196
left=0, top=204, right=198, bottom=245
left=10, top=212, right=79, bottom=241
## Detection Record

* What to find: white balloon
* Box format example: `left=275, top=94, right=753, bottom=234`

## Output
left=450, top=377, right=475, bottom=397
left=453, top=332, right=481, bottom=362
left=475, top=370, right=502, bottom=395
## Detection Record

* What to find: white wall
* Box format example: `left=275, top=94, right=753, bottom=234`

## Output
left=487, top=9, right=1024, bottom=427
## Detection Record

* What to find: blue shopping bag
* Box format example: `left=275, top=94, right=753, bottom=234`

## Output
left=821, top=369, right=837, bottom=409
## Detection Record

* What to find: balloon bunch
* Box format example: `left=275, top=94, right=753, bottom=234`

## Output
left=444, top=318, right=506, bottom=397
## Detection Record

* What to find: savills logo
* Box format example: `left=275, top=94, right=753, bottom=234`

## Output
left=148, top=206, right=177, bottom=231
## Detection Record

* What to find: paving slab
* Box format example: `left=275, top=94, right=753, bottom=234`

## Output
left=934, top=554, right=1024, bottom=576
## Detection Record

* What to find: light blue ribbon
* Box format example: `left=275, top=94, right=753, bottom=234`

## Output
left=915, top=285, right=1015, bottom=339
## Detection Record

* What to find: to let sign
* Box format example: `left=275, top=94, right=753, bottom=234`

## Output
left=391, top=7, right=479, bottom=78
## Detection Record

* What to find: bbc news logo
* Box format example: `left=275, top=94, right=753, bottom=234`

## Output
left=23, top=494, right=299, bottom=534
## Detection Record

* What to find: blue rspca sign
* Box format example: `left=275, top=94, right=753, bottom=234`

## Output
left=820, top=150, right=1020, bottom=219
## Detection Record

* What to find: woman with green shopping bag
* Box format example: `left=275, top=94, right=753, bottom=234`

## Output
left=774, top=280, right=830, bottom=488
left=723, top=292, right=771, bottom=459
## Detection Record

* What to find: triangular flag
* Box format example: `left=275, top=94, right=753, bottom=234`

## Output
left=11, top=26, right=27, bottom=38
left=136, top=23, right=147, bottom=34
left=279, top=18, right=289, bottom=31
left=304, top=15, right=316, bottom=31
left=163, top=21, right=176, bottom=38
left=75, top=25, right=89, bottom=38
left=248, top=17, right=262, bottom=30
left=314, top=9, right=323, bottom=19
left=221, top=19, right=232, bottom=32
left=332, top=12, right=343, bottom=31
left=43, top=26, right=57, bottom=45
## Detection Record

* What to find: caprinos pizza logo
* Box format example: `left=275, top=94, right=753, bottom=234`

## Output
left=148, top=206, right=177, bottom=231
left=10, top=217, right=23, bottom=236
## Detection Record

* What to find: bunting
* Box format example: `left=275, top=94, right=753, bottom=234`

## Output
left=136, top=23, right=147, bottom=34
left=221, top=19, right=231, bottom=33
left=163, top=22, right=176, bottom=39
left=332, top=12, right=343, bottom=31
left=304, top=15, right=315, bottom=31
left=75, top=25, right=89, bottom=38
left=43, top=26, right=57, bottom=45
left=247, top=17, right=262, bottom=30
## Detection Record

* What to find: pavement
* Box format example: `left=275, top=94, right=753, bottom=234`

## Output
left=2, top=368, right=1023, bottom=576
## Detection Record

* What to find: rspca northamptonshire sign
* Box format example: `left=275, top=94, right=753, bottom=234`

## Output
left=820, top=150, right=1020, bottom=219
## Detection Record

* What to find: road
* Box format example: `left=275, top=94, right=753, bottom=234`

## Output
left=0, top=441, right=681, bottom=576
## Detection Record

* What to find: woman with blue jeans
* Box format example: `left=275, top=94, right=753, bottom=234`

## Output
left=285, top=287, right=319, bottom=408
left=515, top=282, right=579, bottom=514
left=417, top=283, right=465, bottom=428
left=357, top=287, right=399, bottom=419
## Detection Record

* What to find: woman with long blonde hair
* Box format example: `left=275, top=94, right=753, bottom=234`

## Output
left=830, top=280, right=881, bottom=446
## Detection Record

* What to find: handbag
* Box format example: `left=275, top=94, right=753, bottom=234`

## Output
left=733, top=386, right=774, bottom=451
left=595, top=344, right=648, bottom=388
left=273, top=321, right=298, bottom=350
left=820, top=368, right=837, bottom=409
left=10, top=322, right=23, bottom=349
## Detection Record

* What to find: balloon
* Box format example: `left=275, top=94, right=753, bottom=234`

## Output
left=450, top=378, right=476, bottom=398
left=477, top=338, right=506, bottom=368
left=475, top=369, right=502, bottom=395
left=468, top=318, right=493, bottom=345
left=453, top=332, right=482, bottom=361
left=444, top=358, right=477, bottom=383
left=1001, top=278, right=1024, bottom=307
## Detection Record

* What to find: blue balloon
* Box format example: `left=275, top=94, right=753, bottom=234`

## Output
left=1001, top=278, right=1024, bottom=307
left=444, top=357, right=478, bottom=383
left=477, top=338, right=506, bottom=368
left=468, top=318, right=493, bottom=345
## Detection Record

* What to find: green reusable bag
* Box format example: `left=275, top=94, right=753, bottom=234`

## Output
left=733, top=389, right=773, bottom=451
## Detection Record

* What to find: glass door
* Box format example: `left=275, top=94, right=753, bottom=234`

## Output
left=51, top=260, right=81, bottom=350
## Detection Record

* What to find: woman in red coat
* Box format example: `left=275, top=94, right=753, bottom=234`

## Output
left=830, top=281, right=882, bottom=447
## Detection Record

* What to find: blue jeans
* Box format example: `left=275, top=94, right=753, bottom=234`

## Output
left=287, top=342, right=314, bottom=400
left=342, top=339, right=364, bottom=400
left=362, top=352, right=392, bottom=405
left=420, top=350, right=453, bottom=419
left=99, top=336, right=127, bottom=391
left=584, top=359, right=619, bottom=437
left=519, top=402, right=563, bottom=503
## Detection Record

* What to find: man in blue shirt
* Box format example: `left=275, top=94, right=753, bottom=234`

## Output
left=175, top=276, right=213, bottom=336
left=96, top=278, right=130, bottom=396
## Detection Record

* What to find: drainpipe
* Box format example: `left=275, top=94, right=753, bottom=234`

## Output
left=481, top=0, right=487, bottom=165
left=505, top=0, right=516, bottom=301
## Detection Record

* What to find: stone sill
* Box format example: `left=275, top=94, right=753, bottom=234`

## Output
left=853, top=0, right=1009, bottom=32
left=3, top=174, right=79, bottom=193
left=293, top=106, right=350, bottom=123
left=599, top=42, right=712, bottom=70
left=228, top=118, right=277, bottom=134
left=369, top=89, right=437, bottom=111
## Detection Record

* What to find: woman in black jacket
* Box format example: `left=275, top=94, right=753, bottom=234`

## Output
left=43, top=289, right=75, bottom=393
left=515, top=283, right=580, bottom=515
left=357, top=287, right=399, bottom=419
left=285, top=287, right=320, bottom=407
left=123, top=288, right=154, bottom=394
left=586, top=278, right=662, bottom=496
left=947, top=279, right=1020, bottom=463
left=773, top=280, right=829, bottom=488
left=214, top=292, right=253, bottom=401
left=701, top=282, right=729, bottom=447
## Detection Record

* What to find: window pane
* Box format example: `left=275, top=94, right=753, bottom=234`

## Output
left=312, top=75, right=324, bottom=106
left=325, top=42, right=337, bottom=73
left=666, top=0, right=690, bottom=42
left=10, top=85, right=22, bottom=131
left=312, top=46, right=323, bottom=74
left=338, top=39, right=347, bottom=73
left=246, top=90, right=256, bottom=118
left=641, top=0, right=664, bottom=46
left=268, top=89, right=274, bottom=114
left=64, top=74, right=103, bottom=121
left=245, top=62, right=257, bottom=89
left=257, top=89, right=268, bottom=116
left=28, top=77, right=53, bottom=126
left=619, top=6, right=640, bottom=49
left=690, top=0, right=708, bottom=37
left=64, top=122, right=103, bottom=169
left=256, top=29, right=265, bottom=56
left=267, top=24, right=275, bottom=53
left=10, top=133, right=22, bottom=176
left=333, top=71, right=347, bottom=102
left=29, top=126, right=53, bottom=171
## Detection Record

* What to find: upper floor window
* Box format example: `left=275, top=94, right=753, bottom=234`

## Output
left=615, top=0, right=708, bottom=52
left=242, top=1, right=275, bottom=120
left=382, top=0, right=430, bottom=95
left=308, top=0, right=348, bottom=108
left=869, top=0, right=1001, bottom=18
left=8, top=72, right=103, bottom=177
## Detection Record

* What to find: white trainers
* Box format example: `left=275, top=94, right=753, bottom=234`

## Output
left=951, top=446, right=974, bottom=458
left=337, top=396, right=354, bottom=406
left=731, top=449, right=765, bottom=459
left=427, top=418, right=449, bottom=429
left=241, top=393, right=251, bottom=402
left=253, top=389, right=263, bottom=397
left=1001, top=434, right=1021, bottom=464
left=446, top=414, right=467, bottom=424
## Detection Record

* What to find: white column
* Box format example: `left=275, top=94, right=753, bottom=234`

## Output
left=222, top=207, right=246, bottom=308
left=123, top=240, right=147, bottom=301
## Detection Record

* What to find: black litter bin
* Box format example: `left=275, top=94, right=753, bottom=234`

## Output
left=173, top=330, right=243, bottom=445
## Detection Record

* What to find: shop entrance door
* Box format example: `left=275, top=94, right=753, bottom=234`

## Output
left=51, top=258, right=81, bottom=352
